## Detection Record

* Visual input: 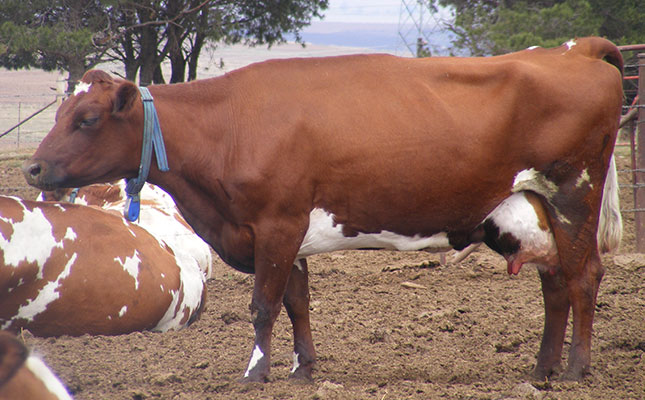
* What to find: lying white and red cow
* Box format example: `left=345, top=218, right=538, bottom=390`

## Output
left=0, top=195, right=206, bottom=336
left=0, top=331, right=72, bottom=399
left=39, top=180, right=213, bottom=279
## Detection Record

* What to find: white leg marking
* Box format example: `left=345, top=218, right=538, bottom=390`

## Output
left=244, top=345, right=265, bottom=378
left=25, top=357, right=73, bottom=400
left=291, top=352, right=301, bottom=373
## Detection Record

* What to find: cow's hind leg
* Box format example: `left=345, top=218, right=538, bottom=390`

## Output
left=562, top=251, right=604, bottom=380
left=534, top=268, right=569, bottom=380
left=283, top=259, right=316, bottom=380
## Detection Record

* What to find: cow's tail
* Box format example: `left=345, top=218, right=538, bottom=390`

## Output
left=568, top=37, right=624, bottom=76
left=598, top=154, right=622, bottom=253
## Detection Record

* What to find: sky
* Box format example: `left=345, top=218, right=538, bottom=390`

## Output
left=321, top=0, right=404, bottom=24
left=296, top=0, right=454, bottom=54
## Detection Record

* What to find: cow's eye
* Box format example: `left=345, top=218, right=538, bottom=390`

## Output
left=79, top=116, right=99, bottom=128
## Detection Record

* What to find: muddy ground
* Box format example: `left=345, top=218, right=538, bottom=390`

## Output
left=1, top=149, right=643, bottom=400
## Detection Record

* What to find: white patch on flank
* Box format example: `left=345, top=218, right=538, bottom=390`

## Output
left=7, top=253, right=77, bottom=327
left=114, top=250, right=141, bottom=289
left=64, top=227, right=77, bottom=241
left=512, top=168, right=539, bottom=190
left=0, top=201, right=62, bottom=275
left=291, top=352, right=301, bottom=373
left=118, top=305, right=127, bottom=317
left=297, top=208, right=451, bottom=258
left=73, top=82, right=91, bottom=96
left=153, top=252, right=205, bottom=332
left=576, top=169, right=592, bottom=188
left=244, top=345, right=265, bottom=378
left=25, top=356, right=73, bottom=400
left=564, top=39, right=577, bottom=51
left=485, top=192, right=557, bottom=263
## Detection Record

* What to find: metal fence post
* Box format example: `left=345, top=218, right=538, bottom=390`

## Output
left=635, top=53, right=645, bottom=252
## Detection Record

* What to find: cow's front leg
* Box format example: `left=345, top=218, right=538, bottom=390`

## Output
left=283, top=259, right=316, bottom=380
left=242, top=222, right=306, bottom=382
left=562, top=252, right=604, bottom=380
left=534, top=268, right=569, bottom=380
left=243, top=266, right=291, bottom=382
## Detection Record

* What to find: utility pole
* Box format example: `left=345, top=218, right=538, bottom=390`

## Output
left=397, top=0, right=436, bottom=57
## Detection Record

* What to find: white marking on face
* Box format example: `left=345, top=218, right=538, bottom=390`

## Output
left=118, top=305, right=127, bottom=317
left=297, top=208, right=451, bottom=258
left=564, top=39, right=576, bottom=50
left=527, top=45, right=540, bottom=50
left=244, top=345, right=265, bottom=378
left=8, top=253, right=77, bottom=327
left=291, top=352, right=300, bottom=373
left=73, top=82, right=91, bottom=96
left=113, top=250, right=141, bottom=289
left=25, top=357, right=73, bottom=400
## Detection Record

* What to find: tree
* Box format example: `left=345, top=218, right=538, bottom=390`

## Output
left=434, top=0, right=645, bottom=55
left=109, top=0, right=328, bottom=85
left=0, top=0, right=115, bottom=92
left=0, top=0, right=328, bottom=90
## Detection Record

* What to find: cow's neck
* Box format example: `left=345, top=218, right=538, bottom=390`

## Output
left=140, top=81, right=254, bottom=272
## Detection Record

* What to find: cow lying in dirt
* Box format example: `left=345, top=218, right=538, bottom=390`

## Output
left=23, top=37, right=623, bottom=381
left=0, top=195, right=206, bottom=336
left=39, top=180, right=213, bottom=279
left=0, top=331, right=72, bottom=399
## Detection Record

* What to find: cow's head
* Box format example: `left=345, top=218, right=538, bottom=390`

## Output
left=23, top=70, right=143, bottom=190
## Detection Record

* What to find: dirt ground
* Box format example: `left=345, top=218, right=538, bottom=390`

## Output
left=2, top=148, right=644, bottom=400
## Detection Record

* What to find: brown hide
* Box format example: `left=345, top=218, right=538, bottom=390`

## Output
left=23, top=37, right=623, bottom=381
left=0, top=331, right=70, bottom=399
left=0, top=196, right=205, bottom=336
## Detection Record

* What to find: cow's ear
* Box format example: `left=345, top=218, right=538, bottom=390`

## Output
left=113, top=81, right=139, bottom=114
left=0, top=332, right=28, bottom=386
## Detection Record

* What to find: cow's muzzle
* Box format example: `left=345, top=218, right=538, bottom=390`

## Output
left=22, top=159, right=59, bottom=190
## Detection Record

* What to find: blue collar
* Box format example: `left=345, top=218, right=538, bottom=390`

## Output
left=124, top=86, right=170, bottom=221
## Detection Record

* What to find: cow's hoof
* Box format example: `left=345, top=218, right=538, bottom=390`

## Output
left=531, top=363, right=561, bottom=381
left=560, top=366, right=590, bottom=382
left=288, top=366, right=314, bottom=383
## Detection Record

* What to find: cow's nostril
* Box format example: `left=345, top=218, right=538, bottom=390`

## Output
left=28, top=164, right=41, bottom=177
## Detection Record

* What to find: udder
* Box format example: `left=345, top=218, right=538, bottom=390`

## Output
left=479, top=191, right=559, bottom=275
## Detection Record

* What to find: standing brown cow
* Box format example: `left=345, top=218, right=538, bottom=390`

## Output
left=23, top=37, right=623, bottom=382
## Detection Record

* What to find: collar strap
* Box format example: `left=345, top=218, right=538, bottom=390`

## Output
left=124, top=86, right=170, bottom=221
left=68, top=187, right=80, bottom=203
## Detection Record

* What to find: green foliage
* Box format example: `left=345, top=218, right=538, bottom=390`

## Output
left=0, top=0, right=328, bottom=88
left=435, top=0, right=645, bottom=55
